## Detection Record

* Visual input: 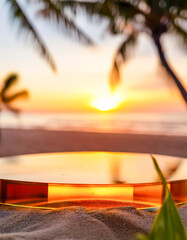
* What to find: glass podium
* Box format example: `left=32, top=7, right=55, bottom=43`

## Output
left=0, top=152, right=186, bottom=209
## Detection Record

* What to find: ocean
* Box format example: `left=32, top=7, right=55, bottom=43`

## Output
left=1, top=111, right=187, bottom=136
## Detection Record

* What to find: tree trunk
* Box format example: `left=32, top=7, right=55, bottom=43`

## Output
left=153, top=34, right=187, bottom=105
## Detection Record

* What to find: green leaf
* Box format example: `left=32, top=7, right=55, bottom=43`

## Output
left=136, top=155, right=187, bottom=240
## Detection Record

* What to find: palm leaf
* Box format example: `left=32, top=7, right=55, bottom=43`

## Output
left=0, top=73, right=29, bottom=114
left=60, top=0, right=145, bottom=33
left=3, top=90, right=28, bottom=103
left=6, top=0, right=56, bottom=71
left=58, top=0, right=113, bottom=19
left=109, top=33, right=136, bottom=90
left=118, top=0, right=145, bottom=17
left=36, top=0, right=94, bottom=45
left=136, top=155, right=187, bottom=240
left=171, top=19, right=187, bottom=45
left=58, top=0, right=121, bottom=36
left=1, top=74, right=18, bottom=96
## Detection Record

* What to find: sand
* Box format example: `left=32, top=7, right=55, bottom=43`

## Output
left=0, top=205, right=186, bottom=240
left=1, top=128, right=187, bottom=157
left=0, top=128, right=187, bottom=239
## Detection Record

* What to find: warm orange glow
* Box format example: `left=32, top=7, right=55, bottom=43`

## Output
left=0, top=152, right=186, bottom=209
left=16, top=87, right=186, bottom=113
left=91, top=91, right=124, bottom=111
left=48, top=184, right=133, bottom=201
left=1, top=179, right=186, bottom=209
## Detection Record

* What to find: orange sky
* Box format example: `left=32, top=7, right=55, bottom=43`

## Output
left=11, top=50, right=187, bottom=113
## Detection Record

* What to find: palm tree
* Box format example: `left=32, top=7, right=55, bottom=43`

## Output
left=36, top=0, right=187, bottom=105
left=0, top=73, right=28, bottom=156
left=5, top=0, right=94, bottom=72
left=0, top=73, right=28, bottom=113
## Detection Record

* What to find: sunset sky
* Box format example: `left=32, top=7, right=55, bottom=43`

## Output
left=0, top=1, right=187, bottom=113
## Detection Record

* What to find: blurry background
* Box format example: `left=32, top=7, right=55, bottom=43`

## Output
left=0, top=0, right=187, bottom=139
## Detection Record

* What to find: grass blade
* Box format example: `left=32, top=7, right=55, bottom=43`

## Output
left=136, top=155, right=187, bottom=240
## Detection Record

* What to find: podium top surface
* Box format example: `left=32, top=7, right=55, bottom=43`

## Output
left=0, top=152, right=186, bottom=184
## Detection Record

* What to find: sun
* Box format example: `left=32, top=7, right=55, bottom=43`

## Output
left=91, top=92, right=124, bottom=111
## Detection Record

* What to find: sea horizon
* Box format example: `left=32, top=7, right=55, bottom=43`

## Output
left=1, top=111, right=187, bottom=136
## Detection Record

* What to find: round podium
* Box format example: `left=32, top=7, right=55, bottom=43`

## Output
left=0, top=152, right=186, bottom=209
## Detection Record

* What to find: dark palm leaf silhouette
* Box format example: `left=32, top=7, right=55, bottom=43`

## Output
left=5, top=0, right=94, bottom=72
left=35, top=0, right=94, bottom=45
left=6, top=0, right=56, bottom=71
left=0, top=74, right=28, bottom=113
left=52, top=0, right=187, bottom=104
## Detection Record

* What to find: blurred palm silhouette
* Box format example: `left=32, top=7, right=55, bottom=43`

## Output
left=5, top=0, right=56, bottom=71
left=35, top=0, right=187, bottom=104
left=0, top=73, right=28, bottom=113
left=5, top=0, right=94, bottom=72
left=5, top=1, right=187, bottom=104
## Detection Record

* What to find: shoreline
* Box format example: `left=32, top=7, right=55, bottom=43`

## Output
left=1, top=128, right=187, bottom=157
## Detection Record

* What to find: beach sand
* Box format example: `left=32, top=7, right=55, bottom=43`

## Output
left=0, top=128, right=187, bottom=239
left=0, top=205, right=185, bottom=240
left=1, top=128, right=187, bottom=157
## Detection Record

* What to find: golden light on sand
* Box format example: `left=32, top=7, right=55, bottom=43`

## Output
left=91, top=92, right=124, bottom=111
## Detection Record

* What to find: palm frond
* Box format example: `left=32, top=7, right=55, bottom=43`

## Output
left=6, top=0, right=56, bottom=71
left=1, top=74, right=18, bottom=96
left=118, top=1, right=144, bottom=16
left=60, top=0, right=159, bottom=35
left=109, top=33, right=137, bottom=90
left=58, top=0, right=112, bottom=19
left=171, top=18, right=187, bottom=45
left=37, top=0, right=94, bottom=45
left=3, top=90, right=28, bottom=103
